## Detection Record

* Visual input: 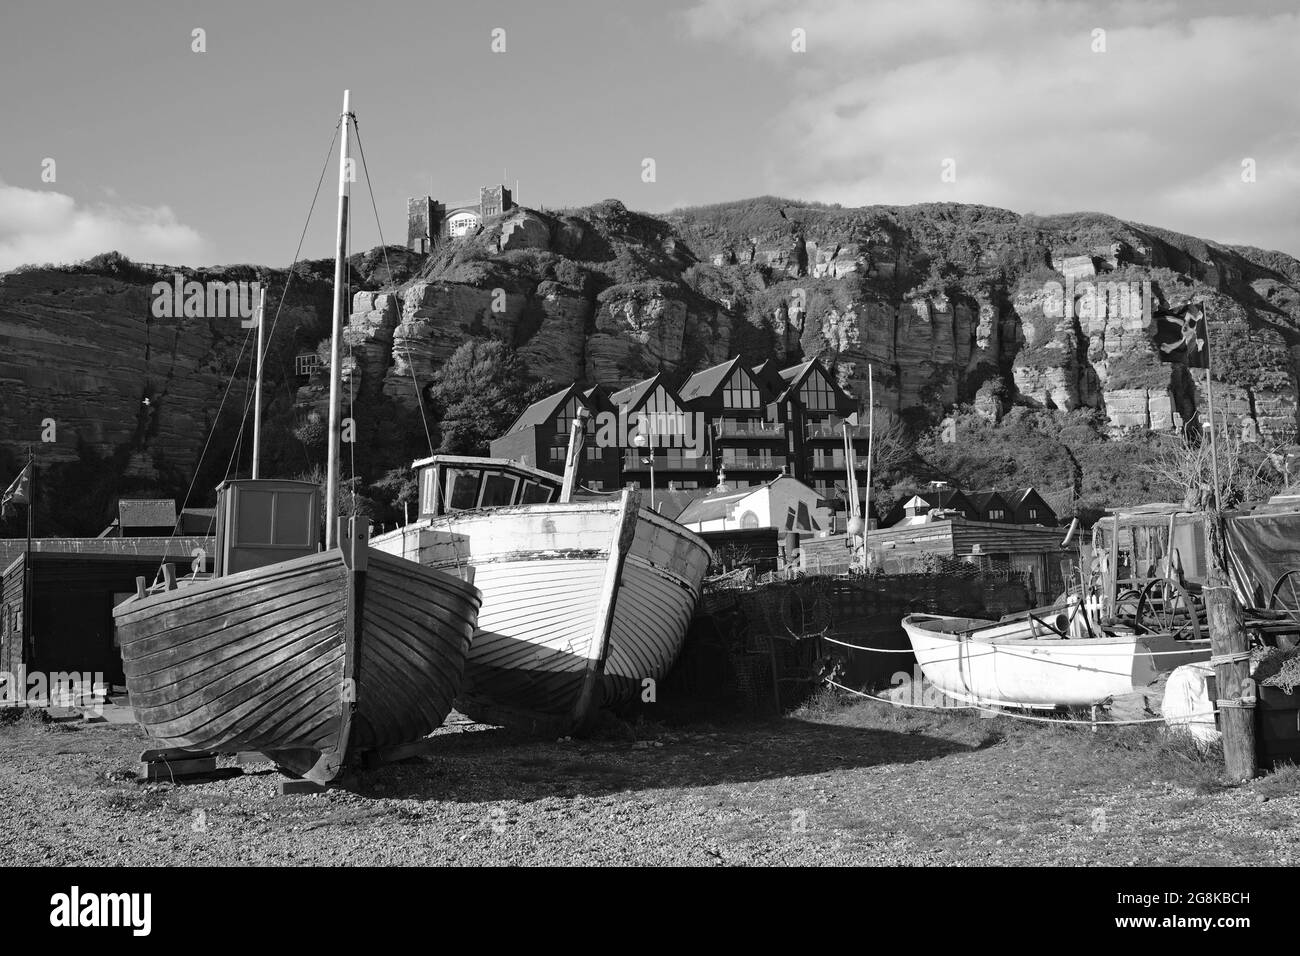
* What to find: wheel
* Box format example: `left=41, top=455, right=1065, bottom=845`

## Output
left=1114, top=589, right=1142, bottom=622
left=1137, top=577, right=1202, bottom=640
left=1269, top=569, right=1300, bottom=628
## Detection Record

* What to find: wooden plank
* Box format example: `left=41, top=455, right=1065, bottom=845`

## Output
left=139, top=757, right=217, bottom=780
left=570, top=488, right=642, bottom=731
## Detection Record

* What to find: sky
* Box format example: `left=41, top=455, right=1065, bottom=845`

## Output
left=0, top=0, right=1297, bottom=271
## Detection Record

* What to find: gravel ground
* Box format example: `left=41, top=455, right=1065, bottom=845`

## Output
left=1, top=700, right=1296, bottom=866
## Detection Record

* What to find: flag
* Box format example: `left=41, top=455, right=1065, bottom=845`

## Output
left=1154, top=303, right=1209, bottom=369
left=1, top=462, right=31, bottom=518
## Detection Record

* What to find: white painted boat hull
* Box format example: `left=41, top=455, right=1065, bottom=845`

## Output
left=373, top=501, right=710, bottom=731
left=901, top=613, right=1210, bottom=709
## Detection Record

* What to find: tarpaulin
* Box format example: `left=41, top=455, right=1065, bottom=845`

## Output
left=1225, top=510, right=1300, bottom=607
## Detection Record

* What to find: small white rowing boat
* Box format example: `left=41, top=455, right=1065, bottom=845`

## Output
left=901, top=612, right=1210, bottom=709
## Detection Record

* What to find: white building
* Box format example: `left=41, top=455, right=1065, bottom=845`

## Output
left=675, top=475, right=833, bottom=535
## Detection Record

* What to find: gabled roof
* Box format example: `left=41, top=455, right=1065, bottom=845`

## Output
left=646, top=488, right=713, bottom=521
left=750, top=358, right=785, bottom=393
left=504, top=384, right=582, bottom=435
left=609, top=372, right=674, bottom=412
left=677, top=488, right=751, bottom=525
left=582, top=384, right=614, bottom=414
left=118, top=499, right=177, bottom=529
left=775, top=357, right=851, bottom=406
left=966, top=490, right=1009, bottom=512
left=678, top=358, right=741, bottom=403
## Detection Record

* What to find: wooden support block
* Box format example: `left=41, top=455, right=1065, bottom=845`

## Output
left=46, top=707, right=83, bottom=723
left=278, top=778, right=327, bottom=795
left=235, top=751, right=272, bottom=766
left=141, top=746, right=213, bottom=762
left=139, top=757, right=218, bottom=780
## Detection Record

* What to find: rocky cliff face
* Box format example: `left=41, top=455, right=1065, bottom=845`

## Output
left=304, top=199, right=1297, bottom=444
left=4, top=200, right=1299, bottom=522
left=0, top=256, right=341, bottom=482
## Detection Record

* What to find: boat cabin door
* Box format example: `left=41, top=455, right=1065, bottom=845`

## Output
left=215, top=479, right=322, bottom=576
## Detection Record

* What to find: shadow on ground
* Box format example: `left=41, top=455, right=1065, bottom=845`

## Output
left=364, top=715, right=980, bottom=804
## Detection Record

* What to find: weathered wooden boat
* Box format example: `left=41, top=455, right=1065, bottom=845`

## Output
left=111, top=92, right=481, bottom=783
left=114, top=495, right=480, bottom=781
left=901, top=611, right=1209, bottom=709
left=371, top=455, right=712, bottom=734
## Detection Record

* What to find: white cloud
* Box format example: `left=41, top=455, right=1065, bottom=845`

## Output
left=684, top=0, right=1300, bottom=255
left=0, top=179, right=209, bottom=272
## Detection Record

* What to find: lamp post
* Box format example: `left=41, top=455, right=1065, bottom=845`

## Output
left=633, top=433, right=655, bottom=511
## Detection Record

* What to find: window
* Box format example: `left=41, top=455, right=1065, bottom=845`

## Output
left=678, top=480, right=699, bottom=490
left=813, top=448, right=846, bottom=469
left=631, top=386, right=684, bottom=447
left=555, top=396, right=591, bottom=438
left=721, top=370, right=762, bottom=410
left=447, top=213, right=480, bottom=237
left=1028, top=508, right=1038, bottom=519
left=519, top=480, right=555, bottom=504
left=549, top=446, right=566, bottom=462
left=446, top=469, right=482, bottom=511
left=799, top=369, right=838, bottom=411
left=585, top=446, right=601, bottom=460
left=479, top=472, right=519, bottom=507
left=295, top=353, right=321, bottom=377
left=989, top=509, right=1004, bottom=520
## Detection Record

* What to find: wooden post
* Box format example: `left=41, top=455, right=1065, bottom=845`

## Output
left=1204, top=510, right=1256, bottom=780
left=560, top=407, right=589, bottom=503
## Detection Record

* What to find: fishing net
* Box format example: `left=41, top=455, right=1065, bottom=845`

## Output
left=1253, top=644, right=1300, bottom=694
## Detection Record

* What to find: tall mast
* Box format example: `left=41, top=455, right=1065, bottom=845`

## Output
left=251, top=287, right=267, bottom=479
left=325, top=90, right=353, bottom=549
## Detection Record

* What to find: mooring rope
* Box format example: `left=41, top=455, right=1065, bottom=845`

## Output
left=822, top=679, right=1219, bottom=727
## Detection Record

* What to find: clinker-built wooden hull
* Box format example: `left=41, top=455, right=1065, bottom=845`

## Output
left=113, top=546, right=480, bottom=783
left=372, top=495, right=711, bottom=734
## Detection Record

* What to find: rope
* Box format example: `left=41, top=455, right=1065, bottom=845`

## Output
left=821, top=635, right=916, bottom=652
left=820, top=634, right=1211, bottom=657
left=823, top=679, right=1219, bottom=726
left=1209, top=651, right=1252, bottom=666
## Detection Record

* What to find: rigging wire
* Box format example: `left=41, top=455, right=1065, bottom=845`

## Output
left=353, top=123, right=436, bottom=459
left=224, top=117, right=343, bottom=485
left=151, top=119, right=343, bottom=581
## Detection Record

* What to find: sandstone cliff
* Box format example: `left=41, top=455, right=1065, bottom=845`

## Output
left=4, top=199, right=1299, bottom=534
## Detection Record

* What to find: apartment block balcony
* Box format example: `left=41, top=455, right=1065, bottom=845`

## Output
left=805, top=421, right=871, bottom=439
left=622, top=453, right=713, bottom=471
left=721, top=455, right=787, bottom=471
left=809, top=457, right=870, bottom=471
left=716, top=418, right=785, bottom=438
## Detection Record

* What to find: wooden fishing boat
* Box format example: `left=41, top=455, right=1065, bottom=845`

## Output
left=371, top=455, right=712, bottom=734
left=901, top=611, right=1209, bottom=709
left=114, top=506, right=479, bottom=782
left=111, top=92, right=482, bottom=783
